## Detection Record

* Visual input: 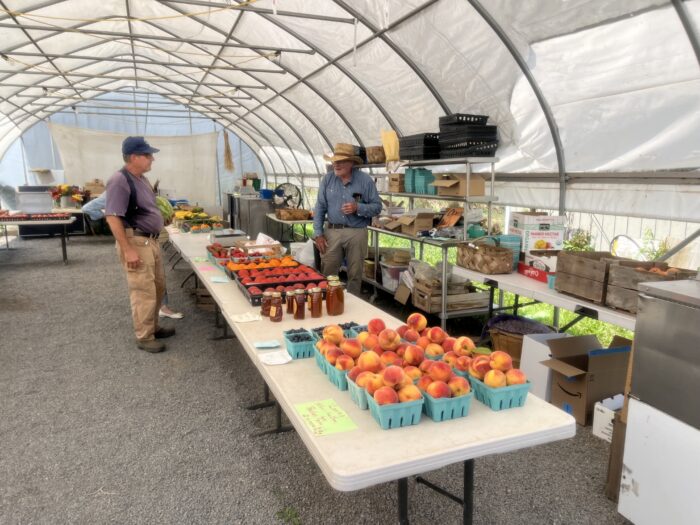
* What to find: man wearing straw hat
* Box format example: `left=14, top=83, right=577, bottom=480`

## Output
left=313, top=144, right=383, bottom=295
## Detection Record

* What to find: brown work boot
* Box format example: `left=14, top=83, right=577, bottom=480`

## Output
left=137, top=339, right=166, bottom=353
left=154, top=327, right=176, bottom=339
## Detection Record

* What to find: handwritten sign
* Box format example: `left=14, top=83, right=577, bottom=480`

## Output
left=197, top=265, right=216, bottom=271
left=191, top=256, right=208, bottom=262
left=294, top=399, right=357, bottom=436
left=210, top=276, right=229, bottom=283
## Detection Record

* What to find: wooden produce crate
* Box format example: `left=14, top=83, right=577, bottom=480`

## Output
left=388, top=173, right=404, bottom=193
left=554, top=251, right=628, bottom=304
left=412, top=279, right=489, bottom=314
left=605, top=261, right=697, bottom=313
left=275, top=208, right=311, bottom=221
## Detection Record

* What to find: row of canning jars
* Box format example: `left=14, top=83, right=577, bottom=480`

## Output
left=260, top=275, right=344, bottom=322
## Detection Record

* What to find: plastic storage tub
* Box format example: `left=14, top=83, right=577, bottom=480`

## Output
left=379, top=261, right=408, bottom=292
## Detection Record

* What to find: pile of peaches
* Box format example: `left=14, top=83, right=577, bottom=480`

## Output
left=314, top=312, right=528, bottom=410
left=225, top=256, right=298, bottom=272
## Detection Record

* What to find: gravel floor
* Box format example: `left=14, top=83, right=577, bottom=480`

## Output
left=0, top=235, right=630, bottom=525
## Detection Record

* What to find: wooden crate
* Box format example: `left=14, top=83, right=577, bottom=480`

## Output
left=388, top=173, right=404, bottom=193
left=412, top=279, right=489, bottom=313
left=554, top=251, right=628, bottom=304
left=605, top=261, right=696, bottom=313
left=275, top=208, right=311, bottom=221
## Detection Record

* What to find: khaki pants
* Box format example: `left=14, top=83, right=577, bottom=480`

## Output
left=322, top=227, right=368, bottom=296
left=117, top=232, right=166, bottom=341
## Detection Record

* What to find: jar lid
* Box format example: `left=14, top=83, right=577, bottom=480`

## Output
left=328, top=281, right=342, bottom=287
left=327, top=275, right=340, bottom=281
left=310, top=287, right=322, bottom=293
left=272, top=292, right=282, bottom=297
left=262, top=291, right=273, bottom=296
left=295, top=289, right=306, bottom=295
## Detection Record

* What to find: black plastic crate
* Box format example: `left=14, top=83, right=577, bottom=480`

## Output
left=439, top=113, right=488, bottom=127
left=438, top=127, right=498, bottom=147
left=399, top=145, right=440, bottom=160
left=439, top=141, right=498, bottom=158
left=399, top=133, right=440, bottom=148
left=352, top=145, right=368, bottom=164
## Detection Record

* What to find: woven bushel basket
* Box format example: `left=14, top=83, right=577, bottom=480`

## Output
left=366, top=146, right=386, bottom=164
left=457, top=241, right=513, bottom=274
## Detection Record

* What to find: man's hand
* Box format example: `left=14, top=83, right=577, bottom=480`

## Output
left=341, top=201, right=358, bottom=215
left=314, top=235, right=328, bottom=254
left=124, top=246, right=142, bottom=270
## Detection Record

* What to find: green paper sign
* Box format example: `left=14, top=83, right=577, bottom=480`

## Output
left=295, top=399, right=357, bottom=436
left=191, top=256, right=208, bottom=262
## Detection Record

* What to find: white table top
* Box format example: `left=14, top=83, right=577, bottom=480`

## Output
left=453, top=266, right=636, bottom=331
left=266, top=212, right=314, bottom=225
left=0, top=216, right=77, bottom=226
left=170, top=232, right=576, bottom=491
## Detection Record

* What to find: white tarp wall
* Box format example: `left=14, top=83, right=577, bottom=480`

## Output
left=48, top=123, right=219, bottom=208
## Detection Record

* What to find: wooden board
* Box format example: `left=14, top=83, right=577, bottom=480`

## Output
left=608, top=260, right=696, bottom=289
left=605, top=284, right=639, bottom=313
left=554, top=271, right=606, bottom=303
left=412, top=288, right=489, bottom=314
left=555, top=251, right=625, bottom=282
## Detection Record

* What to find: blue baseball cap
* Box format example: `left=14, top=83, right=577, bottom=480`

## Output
left=122, top=136, right=160, bottom=156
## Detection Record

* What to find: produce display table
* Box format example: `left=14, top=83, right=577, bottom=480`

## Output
left=266, top=212, right=313, bottom=242
left=168, top=230, right=576, bottom=523
left=1, top=217, right=77, bottom=263
left=452, top=266, right=636, bottom=331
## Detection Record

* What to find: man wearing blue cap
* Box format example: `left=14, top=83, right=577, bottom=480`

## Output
left=105, top=137, right=175, bottom=353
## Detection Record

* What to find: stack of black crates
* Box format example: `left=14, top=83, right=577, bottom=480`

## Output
left=397, top=114, right=498, bottom=161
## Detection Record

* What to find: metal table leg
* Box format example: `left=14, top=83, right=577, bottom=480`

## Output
left=416, top=459, right=475, bottom=524
left=61, top=225, right=68, bottom=264
left=398, top=478, right=410, bottom=525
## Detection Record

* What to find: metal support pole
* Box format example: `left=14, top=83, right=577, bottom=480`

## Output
left=440, top=244, right=449, bottom=330
left=398, top=478, right=409, bottom=525
left=246, top=383, right=276, bottom=411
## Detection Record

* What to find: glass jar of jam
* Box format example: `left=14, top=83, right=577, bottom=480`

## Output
left=326, top=281, right=344, bottom=316
left=309, top=287, right=323, bottom=318
left=293, top=289, right=306, bottom=320
left=260, top=291, right=273, bottom=317
left=286, top=290, right=295, bottom=314
left=270, top=292, right=283, bottom=322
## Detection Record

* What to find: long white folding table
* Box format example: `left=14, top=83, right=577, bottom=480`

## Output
left=0, top=217, right=77, bottom=263
left=169, top=230, right=576, bottom=524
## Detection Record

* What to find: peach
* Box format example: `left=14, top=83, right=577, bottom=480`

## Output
left=374, top=386, right=399, bottom=405
left=322, top=324, right=344, bottom=345
left=393, top=358, right=405, bottom=368
left=416, top=336, right=431, bottom=350
left=455, top=355, right=472, bottom=372
left=366, top=373, right=385, bottom=395
left=427, top=327, right=447, bottom=344
left=469, top=355, right=491, bottom=380
left=335, top=354, right=355, bottom=371
left=406, top=312, right=428, bottom=332
left=355, top=371, right=374, bottom=388
left=367, top=318, right=386, bottom=335
left=381, top=365, right=406, bottom=388
left=419, top=359, right=434, bottom=374
left=489, top=350, right=513, bottom=372
left=356, top=331, right=370, bottom=347
left=420, top=328, right=430, bottom=337
left=426, top=380, right=451, bottom=399
left=396, top=343, right=409, bottom=358
left=425, top=343, right=445, bottom=358
left=484, top=369, right=507, bottom=388
left=318, top=341, right=338, bottom=357
left=396, top=324, right=409, bottom=338
left=448, top=376, right=471, bottom=397
left=368, top=345, right=383, bottom=356
left=442, top=337, right=457, bottom=353
left=403, top=365, right=422, bottom=381
left=403, top=345, right=425, bottom=367
left=378, top=328, right=401, bottom=351
left=428, top=361, right=453, bottom=382
left=443, top=351, right=460, bottom=368
left=348, top=365, right=362, bottom=382
left=454, top=336, right=476, bottom=357
left=417, top=375, right=433, bottom=392
left=505, top=368, right=527, bottom=386
left=325, top=347, right=344, bottom=366
left=357, top=351, right=383, bottom=373
left=398, top=384, right=422, bottom=403
left=404, top=329, right=420, bottom=343
left=397, top=374, right=414, bottom=389
left=340, top=338, right=362, bottom=359
left=380, top=351, right=400, bottom=367
left=361, top=333, right=380, bottom=351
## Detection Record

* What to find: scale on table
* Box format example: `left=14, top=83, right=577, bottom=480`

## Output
left=208, top=228, right=248, bottom=246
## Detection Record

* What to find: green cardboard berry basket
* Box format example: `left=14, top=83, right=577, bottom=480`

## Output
left=325, top=364, right=349, bottom=391
left=283, top=330, right=315, bottom=359
left=350, top=325, right=368, bottom=338
left=313, top=347, right=329, bottom=375
left=424, top=352, right=444, bottom=361
left=453, top=368, right=470, bottom=379
left=422, top=391, right=473, bottom=422
left=468, top=376, right=530, bottom=411
left=347, top=376, right=369, bottom=410
left=366, top=395, right=424, bottom=430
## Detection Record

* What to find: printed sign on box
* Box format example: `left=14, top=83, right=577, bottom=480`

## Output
left=510, top=228, right=565, bottom=253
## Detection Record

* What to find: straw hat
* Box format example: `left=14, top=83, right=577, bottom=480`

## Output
left=323, top=143, right=363, bottom=165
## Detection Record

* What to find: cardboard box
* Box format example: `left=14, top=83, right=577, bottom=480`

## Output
left=510, top=227, right=565, bottom=253
left=520, top=333, right=570, bottom=401
left=524, top=252, right=558, bottom=273
left=397, top=212, right=434, bottom=236
left=393, top=282, right=411, bottom=305
left=388, top=173, right=404, bottom=193
left=518, top=261, right=555, bottom=284
left=83, top=178, right=106, bottom=195
left=592, top=394, right=624, bottom=442
left=430, top=173, right=485, bottom=197
left=509, top=212, right=567, bottom=231
left=541, top=335, right=632, bottom=425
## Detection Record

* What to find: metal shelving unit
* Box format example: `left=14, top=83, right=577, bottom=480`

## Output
left=363, top=157, right=498, bottom=329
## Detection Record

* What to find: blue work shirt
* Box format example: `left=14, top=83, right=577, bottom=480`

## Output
left=313, top=168, right=383, bottom=237
left=82, top=192, right=107, bottom=220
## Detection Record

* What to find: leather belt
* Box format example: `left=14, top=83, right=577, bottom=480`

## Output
left=132, top=229, right=159, bottom=239
left=326, top=224, right=347, bottom=229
